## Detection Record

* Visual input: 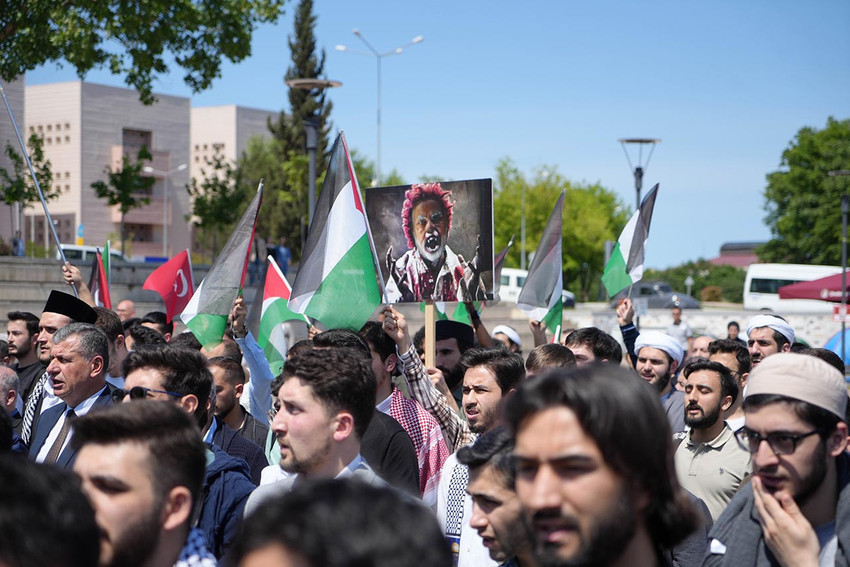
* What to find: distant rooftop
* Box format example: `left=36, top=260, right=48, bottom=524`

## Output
left=709, top=241, right=767, bottom=268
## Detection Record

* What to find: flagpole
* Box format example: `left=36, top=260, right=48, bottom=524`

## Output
left=0, top=78, right=77, bottom=297
left=424, top=302, right=436, bottom=368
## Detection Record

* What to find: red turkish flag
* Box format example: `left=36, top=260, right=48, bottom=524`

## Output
left=143, top=250, right=195, bottom=323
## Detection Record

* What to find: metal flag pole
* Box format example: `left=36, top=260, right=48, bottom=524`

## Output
left=0, top=78, right=77, bottom=297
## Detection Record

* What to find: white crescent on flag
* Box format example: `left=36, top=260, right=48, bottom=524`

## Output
left=174, top=269, right=189, bottom=297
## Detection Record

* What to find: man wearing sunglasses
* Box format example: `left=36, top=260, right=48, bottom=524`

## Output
left=705, top=353, right=850, bottom=566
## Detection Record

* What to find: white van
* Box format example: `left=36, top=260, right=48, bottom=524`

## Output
left=55, top=244, right=129, bottom=264
left=743, top=263, right=842, bottom=313
left=498, top=267, right=576, bottom=307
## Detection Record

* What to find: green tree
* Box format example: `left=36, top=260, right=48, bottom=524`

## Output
left=0, top=133, right=55, bottom=250
left=91, top=146, right=155, bottom=255
left=759, top=117, right=850, bottom=264
left=0, top=1, right=287, bottom=104
left=256, top=0, right=333, bottom=253
left=188, top=148, right=248, bottom=258
left=493, top=158, right=629, bottom=301
left=644, top=260, right=747, bottom=303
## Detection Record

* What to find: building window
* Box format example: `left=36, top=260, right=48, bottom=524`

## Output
left=65, top=136, right=70, bottom=143
left=65, top=172, right=71, bottom=178
left=65, top=185, right=70, bottom=191
left=37, top=125, right=43, bottom=133
left=65, top=123, right=71, bottom=130
left=47, top=125, right=52, bottom=132
left=55, top=124, right=61, bottom=131
left=46, top=137, right=52, bottom=144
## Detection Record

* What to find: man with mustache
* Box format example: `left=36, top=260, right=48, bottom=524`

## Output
left=506, top=364, right=699, bottom=567
left=745, top=314, right=794, bottom=368
left=705, top=353, right=850, bottom=566
left=674, top=360, right=751, bottom=521
left=634, top=331, right=686, bottom=435
left=385, top=182, right=486, bottom=302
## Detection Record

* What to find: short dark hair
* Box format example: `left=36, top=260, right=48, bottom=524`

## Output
left=128, top=324, right=168, bottom=348
left=53, top=323, right=109, bottom=371
left=313, top=329, right=371, bottom=361
left=727, top=321, right=740, bottom=330
left=0, top=456, right=100, bottom=567
left=0, top=340, right=6, bottom=361
left=208, top=356, right=246, bottom=385
left=71, top=401, right=206, bottom=519
left=170, top=331, right=202, bottom=351
left=282, top=348, right=376, bottom=439
left=799, top=348, right=845, bottom=375
left=460, top=347, right=525, bottom=394
left=526, top=343, right=576, bottom=374
left=205, top=339, right=242, bottom=360
left=122, top=346, right=212, bottom=428
left=505, top=365, right=698, bottom=550
left=359, top=321, right=395, bottom=362
left=122, top=317, right=141, bottom=333
left=7, top=310, right=39, bottom=337
left=564, top=327, right=623, bottom=364
left=287, top=339, right=314, bottom=359
left=744, top=394, right=843, bottom=433
left=93, top=306, right=123, bottom=342
left=456, top=426, right=515, bottom=487
left=708, top=338, right=752, bottom=376
left=232, top=477, right=451, bottom=567
left=682, top=359, right=739, bottom=404
left=141, top=311, right=173, bottom=336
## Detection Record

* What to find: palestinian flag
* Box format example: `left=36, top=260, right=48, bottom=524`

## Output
left=492, top=237, right=513, bottom=303
left=602, top=184, right=659, bottom=297
left=258, top=256, right=308, bottom=376
left=517, top=191, right=565, bottom=334
left=88, top=249, right=112, bottom=309
left=288, top=133, right=382, bottom=330
left=181, top=183, right=263, bottom=348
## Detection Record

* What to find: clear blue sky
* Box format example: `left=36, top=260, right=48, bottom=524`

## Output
left=26, top=0, right=850, bottom=270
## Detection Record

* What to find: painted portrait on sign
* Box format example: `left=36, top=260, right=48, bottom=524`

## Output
left=365, top=179, right=494, bottom=303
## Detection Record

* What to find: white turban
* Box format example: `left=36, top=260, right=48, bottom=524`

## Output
left=492, top=325, right=521, bottom=348
left=634, top=331, right=685, bottom=366
left=746, top=314, right=795, bottom=344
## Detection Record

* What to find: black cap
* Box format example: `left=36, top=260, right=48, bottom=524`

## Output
left=42, top=290, right=97, bottom=324
left=435, top=320, right=474, bottom=348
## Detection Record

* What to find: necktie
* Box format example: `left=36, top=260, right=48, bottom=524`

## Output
left=44, top=408, right=76, bottom=465
left=21, top=371, right=48, bottom=445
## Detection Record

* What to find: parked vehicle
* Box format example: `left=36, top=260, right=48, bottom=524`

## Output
left=498, top=268, right=576, bottom=307
left=609, top=280, right=700, bottom=309
left=743, top=263, right=842, bottom=313
left=55, top=244, right=129, bottom=265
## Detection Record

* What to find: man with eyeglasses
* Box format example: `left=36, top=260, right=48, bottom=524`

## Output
left=705, top=353, right=850, bottom=566
left=119, top=345, right=254, bottom=560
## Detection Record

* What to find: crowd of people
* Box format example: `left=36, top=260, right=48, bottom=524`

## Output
left=1, top=274, right=848, bottom=567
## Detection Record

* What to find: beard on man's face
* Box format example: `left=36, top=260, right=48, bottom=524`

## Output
left=438, top=363, right=465, bottom=392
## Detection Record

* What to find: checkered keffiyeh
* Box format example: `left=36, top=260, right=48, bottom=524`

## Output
left=445, top=461, right=469, bottom=537
left=389, top=388, right=450, bottom=507
left=174, top=527, right=217, bottom=567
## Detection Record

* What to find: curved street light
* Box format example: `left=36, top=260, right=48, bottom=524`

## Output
left=618, top=138, right=660, bottom=210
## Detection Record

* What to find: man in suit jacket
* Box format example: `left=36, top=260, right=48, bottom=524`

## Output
left=245, top=348, right=385, bottom=516
left=28, top=323, right=113, bottom=469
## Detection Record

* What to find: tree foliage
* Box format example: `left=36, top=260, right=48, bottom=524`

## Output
left=188, top=147, right=248, bottom=257
left=0, top=0, right=287, bottom=104
left=644, top=260, right=747, bottom=303
left=758, top=117, right=850, bottom=264
left=493, top=158, right=629, bottom=301
left=91, top=146, right=155, bottom=254
left=0, top=132, right=55, bottom=236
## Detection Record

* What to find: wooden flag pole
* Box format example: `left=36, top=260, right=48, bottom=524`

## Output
left=425, top=301, right=436, bottom=369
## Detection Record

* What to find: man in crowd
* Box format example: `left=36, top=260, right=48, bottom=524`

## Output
left=705, top=353, right=849, bottom=565
left=141, top=311, right=173, bottom=342
left=94, top=306, right=129, bottom=389
left=635, top=330, right=687, bottom=434
left=28, top=322, right=113, bottom=468
left=674, top=359, right=751, bottom=521
left=72, top=401, right=216, bottom=567
left=245, top=348, right=383, bottom=515
left=360, top=321, right=450, bottom=507
left=492, top=324, right=522, bottom=355
left=121, top=345, right=254, bottom=559
left=5, top=310, right=43, bottom=406
left=21, top=290, right=97, bottom=445
left=524, top=343, right=576, bottom=378
left=385, top=182, right=485, bottom=302
left=746, top=313, right=794, bottom=368
left=563, top=327, right=623, bottom=366
left=209, top=355, right=269, bottom=449
left=709, top=338, right=751, bottom=432
left=115, top=299, right=136, bottom=322
left=0, top=366, right=25, bottom=453
left=726, top=320, right=746, bottom=346
left=668, top=304, right=694, bottom=352
left=506, top=365, right=700, bottom=566
left=690, top=335, right=714, bottom=361
left=457, top=427, right=535, bottom=567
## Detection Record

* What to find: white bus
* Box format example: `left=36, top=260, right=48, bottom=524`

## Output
left=743, top=263, right=842, bottom=313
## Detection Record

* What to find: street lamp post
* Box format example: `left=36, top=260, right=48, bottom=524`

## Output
left=619, top=138, right=660, bottom=210
left=143, top=162, right=187, bottom=257
left=336, top=30, right=423, bottom=186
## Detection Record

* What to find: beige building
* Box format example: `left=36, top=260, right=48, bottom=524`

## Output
left=0, top=80, right=277, bottom=260
left=0, top=77, right=26, bottom=246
